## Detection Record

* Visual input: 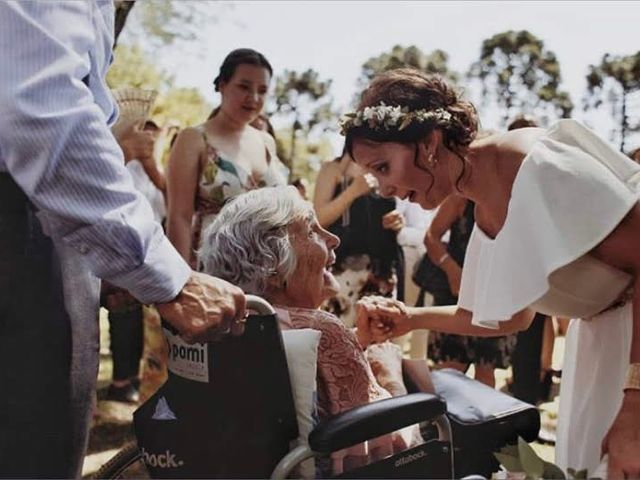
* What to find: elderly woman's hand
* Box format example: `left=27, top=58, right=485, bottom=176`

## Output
left=602, top=391, right=640, bottom=478
left=382, top=209, right=405, bottom=232
left=356, top=296, right=409, bottom=344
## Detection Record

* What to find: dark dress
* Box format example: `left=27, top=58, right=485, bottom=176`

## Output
left=428, top=201, right=517, bottom=368
left=324, top=176, right=404, bottom=327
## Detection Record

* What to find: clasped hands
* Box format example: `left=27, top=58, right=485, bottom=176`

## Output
left=355, top=295, right=412, bottom=346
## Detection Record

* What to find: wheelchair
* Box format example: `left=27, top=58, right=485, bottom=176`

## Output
left=94, top=296, right=539, bottom=479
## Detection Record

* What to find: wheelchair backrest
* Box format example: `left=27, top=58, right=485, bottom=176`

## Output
left=134, top=311, right=299, bottom=478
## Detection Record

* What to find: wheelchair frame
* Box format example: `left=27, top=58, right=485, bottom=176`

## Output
left=95, top=295, right=539, bottom=479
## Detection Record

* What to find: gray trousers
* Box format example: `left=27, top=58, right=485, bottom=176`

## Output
left=0, top=175, right=100, bottom=478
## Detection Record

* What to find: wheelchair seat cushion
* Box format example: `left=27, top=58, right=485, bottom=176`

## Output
left=431, top=369, right=540, bottom=449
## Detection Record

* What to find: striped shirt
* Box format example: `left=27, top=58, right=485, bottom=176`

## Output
left=0, top=1, right=190, bottom=304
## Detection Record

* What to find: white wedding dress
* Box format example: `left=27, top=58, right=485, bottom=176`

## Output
left=457, top=119, right=640, bottom=475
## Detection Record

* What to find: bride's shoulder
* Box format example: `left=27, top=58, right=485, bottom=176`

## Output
left=494, top=127, right=547, bottom=157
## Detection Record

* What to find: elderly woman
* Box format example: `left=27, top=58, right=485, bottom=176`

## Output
left=198, top=186, right=427, bottom=475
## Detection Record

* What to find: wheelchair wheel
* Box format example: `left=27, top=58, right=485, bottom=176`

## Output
left=92, top=442, right=146, bottom=479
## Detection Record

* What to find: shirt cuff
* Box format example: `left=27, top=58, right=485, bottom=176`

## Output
left=107, top=235, right=192, bottom=305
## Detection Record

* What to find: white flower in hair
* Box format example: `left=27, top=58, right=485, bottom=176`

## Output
left=387, top=106, right=403, bottom=126
left=362, top=106, right=376, bottom=121
left=339, top=101, right=452, bottom=135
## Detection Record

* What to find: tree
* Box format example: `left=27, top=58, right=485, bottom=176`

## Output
left=274, top=128, right=335, bottom=194
left=468, top=30, right=573, bottom=125
left=114, top=0, right=135, bottom=45
left=584, top=51, right=640, bottom=151
left=270, top=69, right=337, bottom=177
left=107, top=44, right=211, bottom=129
left=114, top=0, right=231, bottom=50
left=106, top=44, right=170, bottom=92
left=358, top=45, right=459, bottom=89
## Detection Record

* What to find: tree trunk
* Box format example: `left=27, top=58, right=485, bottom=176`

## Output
left=620, top=89, right=628, bottom=152
left=289, top=125, right=297, bottom=183
left=114, top=0, right=136, bottom=47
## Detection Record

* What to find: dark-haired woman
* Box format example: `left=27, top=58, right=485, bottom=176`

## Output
left=348, top=68, right=640, bottom=478
left=167, top=48, right=288, bottom=266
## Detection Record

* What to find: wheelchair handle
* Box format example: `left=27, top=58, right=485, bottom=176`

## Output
left=245, top=294, right=276, bottom=316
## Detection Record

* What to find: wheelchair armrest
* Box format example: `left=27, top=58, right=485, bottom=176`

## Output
left=308, top=393, right=445, bottom=454
left=431, top=369, right=540, bottom=448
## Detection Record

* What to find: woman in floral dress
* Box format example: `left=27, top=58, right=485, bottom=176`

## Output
left=140, top=49, right=288, bottom=400
left=166, top=48, right=288, bottom=266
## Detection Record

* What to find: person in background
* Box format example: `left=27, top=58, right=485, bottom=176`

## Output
left=291, top=177, right=309, bottom=200
left=393, top=198, right=434, bottom=358
left=314, top=150, right=405, bottom=326
left=0, top=4, right=245, bottom=477
left=423, top=193, right=517, bottom=387
left=167, top=48, right=289, bottom=267
left=102, top=102, right=168, bottom=404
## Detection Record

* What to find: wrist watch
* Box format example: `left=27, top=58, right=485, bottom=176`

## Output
left=623, top=363, right=640, bottom=391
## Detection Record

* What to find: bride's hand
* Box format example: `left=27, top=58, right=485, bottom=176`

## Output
left=602, top=391, right=640, bottom=479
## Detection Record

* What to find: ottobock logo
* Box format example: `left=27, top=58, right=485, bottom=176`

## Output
left=163, top=328, right=210, bottom=383
left=141, top=448, right=184, bottom=468
left=394, top=449, right=426, bottom=467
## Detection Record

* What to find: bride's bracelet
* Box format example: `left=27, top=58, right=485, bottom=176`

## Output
left=623, top=363, right=640, bottom=392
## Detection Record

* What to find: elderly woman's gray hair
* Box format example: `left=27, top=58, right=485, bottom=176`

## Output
left=198, top=186, right=311, bottom=295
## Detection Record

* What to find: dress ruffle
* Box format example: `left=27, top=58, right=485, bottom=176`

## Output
left=459, top=120, right=640, bottom=328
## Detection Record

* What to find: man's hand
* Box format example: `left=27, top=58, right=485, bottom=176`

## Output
left=602, top=391, right=640, bottom=479
left=356, top=295, right=410, bottom=344
left=156, top=271, right=246, bottom=343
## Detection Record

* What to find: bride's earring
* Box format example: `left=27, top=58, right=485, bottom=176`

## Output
left=427, top=151, right=438, bottom=168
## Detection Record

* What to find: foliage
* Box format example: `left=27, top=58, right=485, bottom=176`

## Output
left=583, top=51, right=640, bottom=151
left=115, top=0, right=231, bottom=52
left=274, top=128, right=334, bottom=192
left=270, top=69, right=337, bottom=175
left=359, top=45, right=458, bottom=87
left=151, top=88, right=211, bottom=130
left=107, top=44, right=211, bottom=129
left=468, top=30, right=573, bottom=125
left=495, top=437, right=589, bottom=480
left=106, top=44, right=171, bottom=92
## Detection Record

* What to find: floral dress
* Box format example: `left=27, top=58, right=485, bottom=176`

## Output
left=190, top=127, right=289, bottom=265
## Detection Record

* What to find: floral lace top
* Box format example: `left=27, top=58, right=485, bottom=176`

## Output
left=191, top=127, right=289, bottom=263
left=276, top=305, right=417, bottom=475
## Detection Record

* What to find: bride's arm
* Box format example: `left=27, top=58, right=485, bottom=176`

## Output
left=356, top=296, right=534, bottom=341
left=403, top=304, right=534, bottom=337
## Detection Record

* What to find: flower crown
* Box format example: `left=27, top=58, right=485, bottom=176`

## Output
left=339, top=102, right=452, bottom=136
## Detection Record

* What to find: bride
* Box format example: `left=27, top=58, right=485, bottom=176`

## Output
left=344, top=68, right=640, bottom=478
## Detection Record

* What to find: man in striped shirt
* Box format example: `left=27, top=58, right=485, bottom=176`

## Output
left=0, top=2, right=246, bottom=477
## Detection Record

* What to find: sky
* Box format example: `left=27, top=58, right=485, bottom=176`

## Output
left=127, top=0, right=640, bottom=152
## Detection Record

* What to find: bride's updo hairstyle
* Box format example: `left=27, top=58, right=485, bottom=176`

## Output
left=344, top=68, right=478, bottom=158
